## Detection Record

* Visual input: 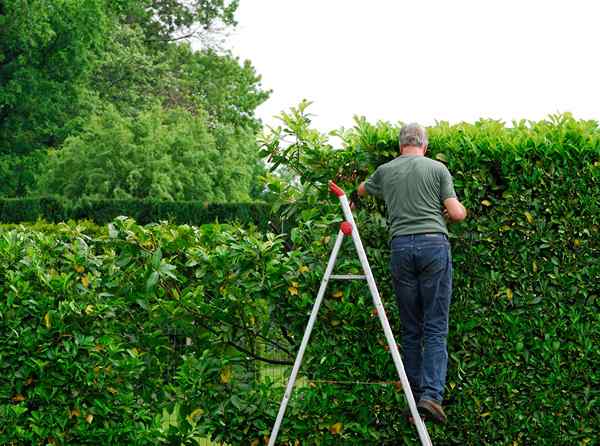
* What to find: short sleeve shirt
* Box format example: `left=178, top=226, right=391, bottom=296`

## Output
left=364, top=155, right=456, bottom=237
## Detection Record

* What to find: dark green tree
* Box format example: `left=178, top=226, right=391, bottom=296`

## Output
left=1, top=0, right=269, bottom=200
left=0, top=0, right=110, bottom=153
left=90, top=27, right=269, bottom=131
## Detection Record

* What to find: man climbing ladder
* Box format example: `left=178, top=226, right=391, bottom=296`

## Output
left=357, top=123, right=467, bottom=424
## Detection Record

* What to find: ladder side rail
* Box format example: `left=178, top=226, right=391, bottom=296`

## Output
left=268, top=230, right=346, bottom=446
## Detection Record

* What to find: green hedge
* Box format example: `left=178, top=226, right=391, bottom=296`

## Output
left=0, top=197, right=66, bottom=222
left=0, top=198, right=273, bottom=228
left=0, top=218, right=289, bottom=445
left=1, top=114, right=600, bottom=445
left=258, top=112, right=600, bottom=444
left=70, top=199, right=273, bottom=228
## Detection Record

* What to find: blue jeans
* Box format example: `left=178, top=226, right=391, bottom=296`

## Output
left=390, top=233, right=452, bottom=404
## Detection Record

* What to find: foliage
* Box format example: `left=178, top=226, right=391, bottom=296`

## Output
left=0, top=197, right=66, bottom=223
left=90, top=26, right=268, bottom=131
left=1, top=1, right=268, bottom=200
left=0, top=197, right=273, bottom=229
left=70, top=200, right=274, bottom=228
left=118, top=0, right=240, bottom=45
left=3, top=110, right=600, bottom=444
left=88, top=24, right=170, bottom=119
left=0, top=0, right=110, bottom=153
left=0, top=152, right=48, bottom=197
left=256, top=110, right=600, bottom=444
left=35, top=105, right=261, bottom=202
left=0, top=218, right=289, bottom=445
left=162, top=45, right=270, bottom=131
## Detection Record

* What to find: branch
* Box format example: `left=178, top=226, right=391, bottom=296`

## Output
left=195, top=318, right=293, bottom=366
left=144, top=25, right=202, bottom=44
left=180, top=302, right=294, bottom=361
left=279, top=324, right=297, bottom=349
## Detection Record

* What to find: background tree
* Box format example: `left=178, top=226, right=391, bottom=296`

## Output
left=36, top=105, right=260, bottom=202
left=91, top=29, right=269, bottom=131
left=119, top=0, right=239, bottom=46
left=0, top=0, right=110, bottom=153
left=1, top=0, right=270, bottom=200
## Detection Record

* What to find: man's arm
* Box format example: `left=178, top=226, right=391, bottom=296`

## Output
left=443, top=197, right=467, bottom=222
left=354, top=169, right=382, bottom=206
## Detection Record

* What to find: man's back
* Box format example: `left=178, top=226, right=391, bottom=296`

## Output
left=364, top=155, right=456, bottom=238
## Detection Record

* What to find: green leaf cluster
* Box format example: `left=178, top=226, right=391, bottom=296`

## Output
left=254, top=110, right=600, bottom=444
left=0, top=0, right=111, bottom=152
left=0, top=219, right=295, bottom=445
left=35, top=105, right=260, bottom=203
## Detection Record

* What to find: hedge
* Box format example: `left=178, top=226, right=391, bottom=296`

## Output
left=0, top=198, right=273, bottom=229
left=1, top=113, right=600, bottom=445
left=0, top=197, right=66, bottom=223
left=259, top=112, right=600, bottom=444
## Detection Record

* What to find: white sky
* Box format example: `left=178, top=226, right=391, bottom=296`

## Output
left=229, top=0, right=600, bottom=132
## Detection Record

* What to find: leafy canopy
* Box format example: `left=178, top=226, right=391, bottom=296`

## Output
left=0, top=0, right=110, bottom=153
left=36, top=105, right=261, bottom=202
left=91, top=28, right=269, bottom=131
left=1, top=0, right=269, bottom=202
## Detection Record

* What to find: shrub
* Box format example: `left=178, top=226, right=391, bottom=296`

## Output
left=0, top=197, right=65, bottom=222
left=0, top=219, right=284, bottom=445
left=257, top=108, right=600, bottom=444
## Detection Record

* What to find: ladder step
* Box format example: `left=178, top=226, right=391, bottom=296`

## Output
left=330, top=274, right=367, bottom=280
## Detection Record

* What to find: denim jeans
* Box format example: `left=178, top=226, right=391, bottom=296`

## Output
left=390, top=233, right=452, bottom=404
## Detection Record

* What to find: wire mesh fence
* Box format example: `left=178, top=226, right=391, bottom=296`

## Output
left=163, top=329, right=293, bottom=445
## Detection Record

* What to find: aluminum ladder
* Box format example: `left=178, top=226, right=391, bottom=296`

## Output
left=268, top=181, right=433, bottom=446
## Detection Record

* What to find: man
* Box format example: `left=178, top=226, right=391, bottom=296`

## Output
left=356, top=123, right=467, bottom=424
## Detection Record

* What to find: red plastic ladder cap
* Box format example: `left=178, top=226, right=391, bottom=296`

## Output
left=341, top=221, right=353, bottom=235
left=329, top=181, right=345, bottom=197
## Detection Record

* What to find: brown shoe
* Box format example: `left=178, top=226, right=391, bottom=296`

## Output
left=417, top=399, right=447, bottom=424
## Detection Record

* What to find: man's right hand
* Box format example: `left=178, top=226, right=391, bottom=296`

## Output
left=357, top=181, right=368, bottom=197
left=443, top=198, right=467, bottom=222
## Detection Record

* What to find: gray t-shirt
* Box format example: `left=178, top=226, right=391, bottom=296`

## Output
left=364, top=155, right=456, bottom=238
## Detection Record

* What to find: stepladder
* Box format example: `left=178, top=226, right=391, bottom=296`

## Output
left=268, top=181, right=433, bottom=446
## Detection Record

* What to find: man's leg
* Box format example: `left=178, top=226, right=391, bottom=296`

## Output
left=416, top=237, right=452, bottom=407
left=390, top=238, right=423, bottom=402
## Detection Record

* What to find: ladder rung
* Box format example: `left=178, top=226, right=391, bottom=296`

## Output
left=330, top=274, right=367, bottom=280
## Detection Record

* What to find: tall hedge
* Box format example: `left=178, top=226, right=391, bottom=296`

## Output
left=1, top=113, right=599, bottom=445
left=259, top=111, right=600, bottom=444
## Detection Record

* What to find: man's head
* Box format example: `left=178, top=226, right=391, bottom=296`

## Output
left=399, top=123, right=428, bottom=155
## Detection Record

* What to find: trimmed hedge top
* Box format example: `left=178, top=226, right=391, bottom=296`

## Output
left=0, top=198, right=273, bottom=228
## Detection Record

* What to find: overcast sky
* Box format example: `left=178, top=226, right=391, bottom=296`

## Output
left=229, top=0, right=600, bottom=133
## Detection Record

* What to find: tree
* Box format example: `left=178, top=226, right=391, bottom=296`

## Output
left=155, top=44, right=270, bottom=130
left=0, top=0, right=110, bottom=153
left=90, top=25, right=269, bottom=131
left=119, top=0, right=240, bottom=46
left=2, top=0, right=269, bottom=200
left=36, top=105, right=261, bottom=202
left=0, top=0, right=246, bottom=154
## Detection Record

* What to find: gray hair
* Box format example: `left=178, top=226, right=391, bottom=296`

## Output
left=399, top=123, right=428, bottom=148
